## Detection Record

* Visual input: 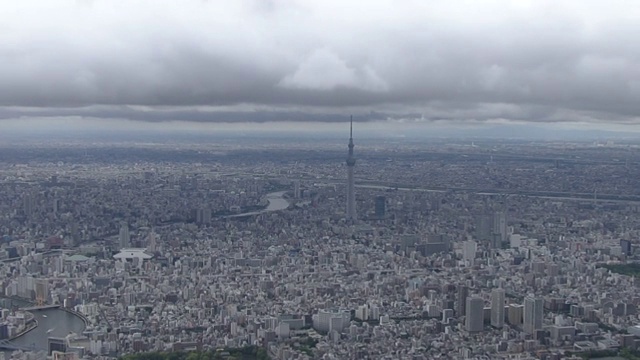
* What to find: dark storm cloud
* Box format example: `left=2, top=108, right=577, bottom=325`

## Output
left=1, top=1, right=640, bottom=124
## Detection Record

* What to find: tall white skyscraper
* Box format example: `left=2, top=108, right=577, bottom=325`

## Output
left=463, top=240, right=477, bottom=265
left=293, top=180, right=301, bottom=199
left=147, top=229, right=157, bottom=252
left=23, top=192, right=36, bottom=218
left=492, top=211, right=508, bottom=248
left=119, top=223, right=130, bottom=250
left=465, top=297, right=484, bottom=332
left=523, top=295, right=544, bottom=334
left=346, top=117, right=356, bottom=221
left=491, top=288, right=506, bottom=328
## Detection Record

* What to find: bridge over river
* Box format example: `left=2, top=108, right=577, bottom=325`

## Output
left=0, top=338, right=43, bottom=352
left=21, top=304, right=60, bottom=311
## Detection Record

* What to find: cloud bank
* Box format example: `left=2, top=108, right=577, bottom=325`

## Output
left=1, top=0, right=639, bottom=125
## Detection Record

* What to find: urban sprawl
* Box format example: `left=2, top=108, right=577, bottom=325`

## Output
left=0, top=135, right=639, bottom=360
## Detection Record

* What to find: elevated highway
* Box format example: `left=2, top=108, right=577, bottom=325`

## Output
left=21, top=304, right=60, bottom=311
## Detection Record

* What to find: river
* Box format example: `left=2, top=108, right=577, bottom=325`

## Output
left=225, top=191, right=290, bottom=218
left=0, top=299, right=85, bottom=353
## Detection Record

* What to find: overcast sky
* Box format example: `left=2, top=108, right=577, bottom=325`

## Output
left=1, top=0, right=639, bottom=130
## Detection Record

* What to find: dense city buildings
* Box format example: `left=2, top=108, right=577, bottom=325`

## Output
left=0, top=137, right=640, bottom=359
left=2, top=0, right=638, bottom=358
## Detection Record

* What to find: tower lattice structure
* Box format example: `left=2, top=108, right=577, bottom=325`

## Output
left=346, top=116, right=357, bottom=220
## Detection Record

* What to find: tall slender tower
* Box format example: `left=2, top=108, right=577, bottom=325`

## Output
left=346, top=116, right=357, bottom=220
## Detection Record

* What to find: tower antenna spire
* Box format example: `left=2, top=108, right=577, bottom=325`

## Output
left=350, top=115, right=353, bottom=138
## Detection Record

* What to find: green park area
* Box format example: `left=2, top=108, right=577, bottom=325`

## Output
left=575, top=348, right=640, bottom=359
left=599, top=263, right=640, bottom=277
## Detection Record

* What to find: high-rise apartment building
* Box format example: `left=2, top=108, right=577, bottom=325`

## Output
left=508, top=304, right=524, bottom=326
left=456, top=285, right=468, bottom=316
left=463, top=240, right=477, bottom=265
left=523, top=296, right=544, bottom=334
left=492, top=211, right=508, bottom=248
left=374, top=196, right=386, bottom=218
left=465, top=297, right=484, bottom=332
left=23, top=193, right=36, bottom=218
left=491, top=288, right=505, bottom=328
left=293, top=180, right=301, bottom=199
left=119, top=223, right=130, bottom=250
left=476, top=211, right=508, bottom=248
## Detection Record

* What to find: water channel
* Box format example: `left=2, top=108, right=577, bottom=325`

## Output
left=225, top=191, right=290, bottom=218
left=0, top=298, right=85, bottom=353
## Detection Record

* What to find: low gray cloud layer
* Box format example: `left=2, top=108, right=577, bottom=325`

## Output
left=1, top=1, right=639, bottom=124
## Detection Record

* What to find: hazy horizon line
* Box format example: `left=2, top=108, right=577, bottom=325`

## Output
left=3, top=117, right=640, bottom=142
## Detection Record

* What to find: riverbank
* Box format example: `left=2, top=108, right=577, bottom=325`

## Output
left=0, top=297, right=88, bottom=351
left=9, top=316, right=37, bottom=340
left=61, top=307, right=90, bottom=328
left=7, top=307, right=86, bottom=351
left=0, top=296, right=37, bottom=341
